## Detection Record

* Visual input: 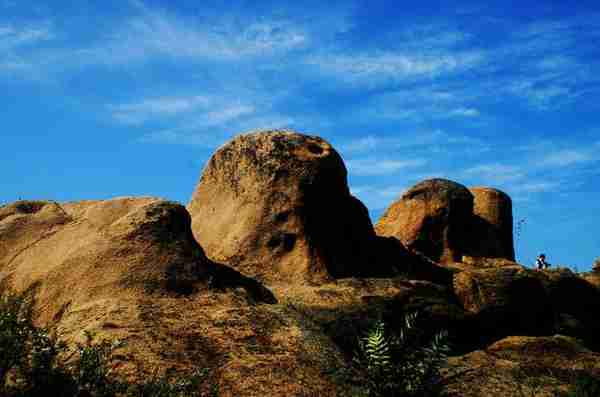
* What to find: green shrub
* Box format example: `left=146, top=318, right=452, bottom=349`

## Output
left=565, top=372, right=600, bottom=397
left=0, top=290, right=208, bottom=397
left=352, top=312, right=449, bottom=397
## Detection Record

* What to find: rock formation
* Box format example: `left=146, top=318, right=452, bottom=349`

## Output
left=444, top=335, right=600, bottom=397
left=375, top=178, right=474, bottom=264
left=0, top=198, right=275, bottom=332
left=466, top=187, right=515, bottom=260
left=187, top=130, right=402, bottom=283
left=452, top=267, right=554, bottom=345
left=4, top=130, right=600, bottom=396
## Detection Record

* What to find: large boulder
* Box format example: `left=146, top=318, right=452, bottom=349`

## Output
left=452, top=267, right=555, bottom=346
left=541, top=270, right=600, bottom=349
left=0, top=198, right=275, bottom=330
left=466, top=187, right=515, bottom=260
left=188, top=130, right=399, bottom=284
left=375, top=178, right=474, bottom=264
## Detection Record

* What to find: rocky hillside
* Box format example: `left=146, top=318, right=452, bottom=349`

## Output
left=1, top=129, right=599, bottom=396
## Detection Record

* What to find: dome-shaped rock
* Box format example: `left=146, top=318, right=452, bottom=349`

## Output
left=466, top=187, right=515, bottom=260
left=375, top=178, right=474, bottom=264
left=187, top=130, right=384, bottom=284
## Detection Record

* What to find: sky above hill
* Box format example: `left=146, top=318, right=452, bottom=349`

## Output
left=2, top=0, right=599, bottom=269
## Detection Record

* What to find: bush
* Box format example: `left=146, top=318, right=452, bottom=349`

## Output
left=0, top=291, right=208, bottom=397
left=565, top=372, right=600, bottom=397
left=352, top=312, right=450, bottom=397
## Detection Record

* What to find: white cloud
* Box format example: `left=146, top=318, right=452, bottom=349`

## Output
left=0, top=22, right=56, bottom=77
left=204, top=105, right=255, bottom=126
left=462, top=163, right=525, bottom=184
left=0, top=23, right=54, bottom=50
left=83, top=4, right=309, bottom=64
left=540, top=149, right=594, bottom=167
left=510, top=181, right=560, bottom=193
left=338, top=130, right=486, bottom=155
left=346, top=158, right=426, bottom=176
left=140, top=112, right=296, bottom=147
left=508, top=80, right=574, bottom=109
left=109, top=96, right=210, bottom=124
left=307, top=50, right=484, bottom=84
left=357, top=86, right=486, bottom=123
left=446, top=107, right=480, bottom=117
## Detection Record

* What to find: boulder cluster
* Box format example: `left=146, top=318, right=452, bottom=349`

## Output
left=375, top=179, right=514, bottom=265
left=187, top=130, right=451, bottom=284
left=1, top=129, right=599, bottom=396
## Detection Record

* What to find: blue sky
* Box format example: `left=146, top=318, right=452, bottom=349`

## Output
left=2, top=0, right=599, bottom=269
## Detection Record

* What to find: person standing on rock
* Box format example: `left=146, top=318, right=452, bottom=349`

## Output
left=536, top=254, right=550, bottom=270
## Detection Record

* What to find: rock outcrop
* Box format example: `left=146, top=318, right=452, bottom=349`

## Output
left=452, top=267, right=555, bottom=346
left=0, top=198, right=275, bottom=333
left=4, top=129, right=600, bottom=396
left=443, top=335, right=600, bottom=397
left=375, top=178, right=474, bottom=264
left=188, top=130, right=407, bottom=284
left=466, top=187, right=515, bottom=260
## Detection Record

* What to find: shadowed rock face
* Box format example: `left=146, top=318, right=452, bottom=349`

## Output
left=375, top=178, right=474, bottom=264
left=187, top=130, right=389, bottom=284
left=467, top=187, right=515, bottom=261
left=453, top=267, right=555, bottom=346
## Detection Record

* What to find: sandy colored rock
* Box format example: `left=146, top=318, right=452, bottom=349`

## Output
left=443, top=335, right=600, bottom=397
left=467, top=187, right=515, bottom=260
left=457, top=256, right=522, bottom=269
left=540, top=270, right=600, bottom=349
left=452, top=267, right=555, bottom=344
left=188, top=130, right=394, bottom=284
left=375, top=178, right=474, bottom=264
left=0, top=197, right=275, bottom=336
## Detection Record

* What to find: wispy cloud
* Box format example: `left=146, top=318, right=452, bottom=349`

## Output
left=446, top=107, right=480, bottom=117
left=95, top=12, right=308, bottom=63
left=140, top=113, right=296, bottom=147
left=494, top=16, right=600, bottom=109
left=510, top=181, right=560, bottom=193
left=346, top=158, right=426, bottom=176
left=539, top=149, right=594, bottom=167
left=0, top=23, right=54, bottom=50
left=338, top=130, right=486, bottom=155
left=138, top=108, right=296, bottom=147
left=109, top=96, right=210, bottom=125
left=306, top=50, right=484, bottom=86
left=0, top=22, right=55, bottom=75
left=462, top=163, right=525, bottom=184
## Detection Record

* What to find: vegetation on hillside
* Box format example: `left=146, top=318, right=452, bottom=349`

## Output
left=350, top=312, right=450, bottom=397
left=0, top=290, right=208, bottom=397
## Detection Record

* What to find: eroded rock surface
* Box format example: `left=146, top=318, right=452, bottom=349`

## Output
left=375, top=178, right=474, bottom=264
left=467, top=187, right=515, bottom=260
left=188, top=130, right=399, bottom=284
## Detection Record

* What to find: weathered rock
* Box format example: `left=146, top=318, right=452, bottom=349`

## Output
left=456, top=256, right=522, bottom=270
left=452, top=267, right=555, bottom=345
left=466, top=187, right=515, bottom=260
left=443, top=335, right=600, bottom=397
left=582, top=271, right=600, bottom=289
left=542, top=270, right=600, bottom=349
left=375, top=178, right=474, bottom=264
left=0, top=197, right=275, bottom=328
left=187, top=130, right=395, bottom=284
